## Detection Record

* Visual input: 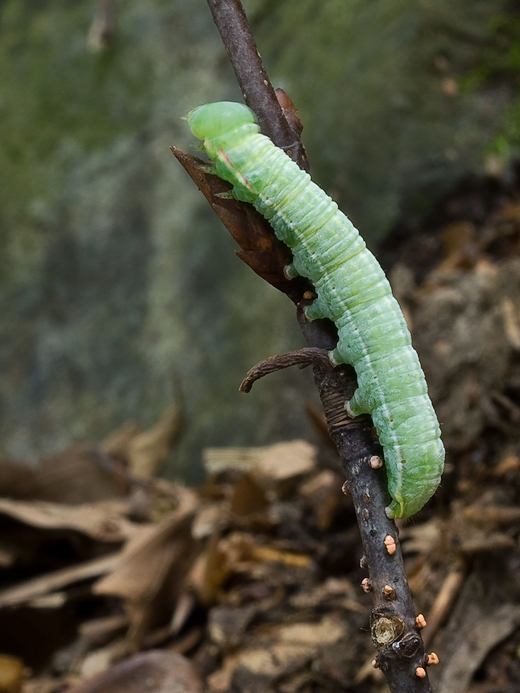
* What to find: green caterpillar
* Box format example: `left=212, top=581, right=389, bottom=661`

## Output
left=187, top=101, right=444, bottom=518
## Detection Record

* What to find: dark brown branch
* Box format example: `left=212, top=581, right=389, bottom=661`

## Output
left=206, top=0, right=308, bottom=168
left=181, top=1, right=436, bottom=690
left=239, top=331, right=434, bottom=690
left=309, top=350, right=432, bottom=690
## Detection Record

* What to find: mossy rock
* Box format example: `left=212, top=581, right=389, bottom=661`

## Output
left=0, top=0, right=511, bottom=481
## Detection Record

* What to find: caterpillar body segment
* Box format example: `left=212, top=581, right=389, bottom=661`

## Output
left=187, top=101, right=444, bottom=519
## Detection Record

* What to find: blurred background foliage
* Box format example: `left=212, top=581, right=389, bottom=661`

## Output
left=461, top=9, right=520, bottom=161
left=0, top=0, right=518, bottom=482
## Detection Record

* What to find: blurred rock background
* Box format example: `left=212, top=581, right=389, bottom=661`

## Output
left=0, top=0, right=517, bottom=482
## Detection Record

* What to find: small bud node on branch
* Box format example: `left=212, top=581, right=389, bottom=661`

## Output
left=361, top=578, right=372, bottom=593
left=383, top=584, right=396, bottom=600
left=370, top=455, right=383, bottom=468
left=384, top=535, right=397, bottom=555
left=416, top=614, right=427, bottom=629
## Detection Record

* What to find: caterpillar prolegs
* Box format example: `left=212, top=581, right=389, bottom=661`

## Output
left=187, top=101, right=444, bottom=519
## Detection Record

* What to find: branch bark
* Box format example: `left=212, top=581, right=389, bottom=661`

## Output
left=178, top=1, right=436, bottom=689
left=205, top=0, right=308, bottom=168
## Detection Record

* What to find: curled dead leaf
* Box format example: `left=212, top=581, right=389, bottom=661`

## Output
left=126, top=407, right=183, bottom=481
left=93, top=490, right=199, bottom=645
left=171, top=147, right=311, bottom=303
left=66, top=650, right=203, bottom=693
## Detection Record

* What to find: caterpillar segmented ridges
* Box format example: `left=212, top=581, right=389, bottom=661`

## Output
left=187, top=101, right=444, bottom=518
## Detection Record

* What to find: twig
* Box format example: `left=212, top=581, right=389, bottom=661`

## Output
left=206, top=0, right=308, bottom=168
left=422, top=567, right=466, bottom=648
left=239, top=347, right=331, bottom=392
left=180, top=1, right=436, bottom=689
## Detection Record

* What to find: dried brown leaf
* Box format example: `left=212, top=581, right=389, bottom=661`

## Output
left=0, top=553, right=122, bottom=609
left=276, top=615, right=346, bottom=645
left=458, top=530, right=515, bottom=555
left=78, top=640, right=129, bottom=681
left=191, top=504, right=227, bottom=541
left=228, top=474, right=269, bottom=518
left=127, top=407, right=183, bottom=480
left=0, top=545, right=15, bottom=569
left=187, top=534, right=232, bottom=606
left=492, top=454, right=520, bottom=478
left=0, top=498, right=135, bottom=543
left=274, top=89, right=304, bottom=137
left=203, top=441, right=316, bottom=489
left=93, top=490, right=198, bottom=644
left=100, top=422, right=141, bottom=464
left=31, top=445, right=128, bottom=504
left=501, top=298, right=520, bottom=351
left=171, top=147, right=310, bottom=303
left=79, top=615, right=129, bottom=647
left=238, top=642, right=313, bottom=676
left=0, top=459, right=38, bottom=500
left=422, top=569, right=466, bottom=648
left=463, top=504, right=520, bottom=527
left=208, top=604, right=257, bottom=647
left=299, top=470, right=345, bottom=531
left=206, top=654, right=239, bottom=693
left=289, top=577, right=362, bottom=613
left=253, top=441, right=317, bottom=484
left=435, top=602, right=520, bottom=693
left=66, top=650, right=203, bottom=693
left=248, top=544, right=311, bottom=568
left=400, top=518, right=442, bottom=555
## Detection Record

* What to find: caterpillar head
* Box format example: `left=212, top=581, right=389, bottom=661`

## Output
left=187, top=102, right=259, bottom=153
